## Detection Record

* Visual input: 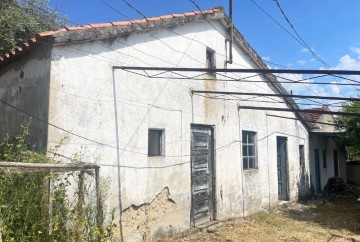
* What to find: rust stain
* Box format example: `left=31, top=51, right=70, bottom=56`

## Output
left=204, top=74, right=215, bottom=121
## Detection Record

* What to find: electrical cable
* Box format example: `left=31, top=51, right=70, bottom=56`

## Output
left=0, top=99, right=191, bottom=158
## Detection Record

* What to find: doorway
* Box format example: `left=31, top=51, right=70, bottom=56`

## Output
left=314, top=149, right=321, bottom=193
left=277, top=136, right=289, bottom=200
left=190, top=124, right=215, bottom=225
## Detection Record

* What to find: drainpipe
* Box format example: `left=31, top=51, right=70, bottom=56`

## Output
left=226, top=0, right=233, bottom=65
left=112, top=67, right=124, bottom=242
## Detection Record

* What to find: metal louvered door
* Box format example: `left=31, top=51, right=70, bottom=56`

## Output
left=191, top=125, right=214, bottom=225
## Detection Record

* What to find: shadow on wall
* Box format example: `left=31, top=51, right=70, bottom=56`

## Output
left=297, top=164, right=311, bottom=201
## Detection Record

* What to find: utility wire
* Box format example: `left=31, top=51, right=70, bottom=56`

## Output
left=193, top=93, right=345, bottom=108
left=9, top=0, right=351, bottom=111
left=123, top=68, right=360, bottom=86
left=120, top=0, right=147, bottom=19
left=191, top=90, right=359, bottom=101
left=98, top=0, right=290, bottom=105
left=250, top=0, right=345, bottom=97
left=0, top=99, right=191, bottom=157
left=273, top=0, right=328, bottom=68
left=273, top=0, right=347, bottom=99
left=187, top=0, right=225, bottom=36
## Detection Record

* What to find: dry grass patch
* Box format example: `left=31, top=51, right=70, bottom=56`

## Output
left=160, top=196, right=360, bottom=242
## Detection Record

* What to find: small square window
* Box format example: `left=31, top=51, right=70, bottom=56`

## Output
left=206, top=48, right=216, bottom=76
left=148, top=129, right=165, bottom=157
left=242, top=131, right=257, bottom=170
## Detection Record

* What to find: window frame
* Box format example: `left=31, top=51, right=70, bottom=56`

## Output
left=148, top=128, right=165, bottom=157
left=242, top=130, right=258, bottom=170
left=206, top=47, right=216, bottom=77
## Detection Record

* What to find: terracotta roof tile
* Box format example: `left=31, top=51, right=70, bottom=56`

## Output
left=65, top=25, right=91, bottom=31
left=22, top=42, right=30, bottom=48
left=159, top=14, right=175, bottom=20
left=171, top=14, right=184, bottom=18
left=14, top=47, right=22, bottom=54
left=0, top=7, right=223, bottom=66
left=145, top=17, right=161, bottom=21
left=131, top=19, right=147, bottom=24
left=304, top=106, right=330, bottom=123
left=36, top=31, right=57, bottom=37
left=111, top=21, right=131, bottom=26
left=28, top=38, right=36, bottom=44
left=184, top=12, right=196, bottom=17
left=89, top=23, right=113, bottom=28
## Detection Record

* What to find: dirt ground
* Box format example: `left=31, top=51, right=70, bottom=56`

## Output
left=159, top=196, right=360, bottom=242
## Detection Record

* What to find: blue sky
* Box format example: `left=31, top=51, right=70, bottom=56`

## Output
left=50, top=0, right=360, bottom=101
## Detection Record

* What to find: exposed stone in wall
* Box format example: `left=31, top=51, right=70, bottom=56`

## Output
left=121, top=187, right=178, bottom=241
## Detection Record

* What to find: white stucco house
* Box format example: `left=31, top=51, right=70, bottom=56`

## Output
left=0, top=6, right=333, bottom=241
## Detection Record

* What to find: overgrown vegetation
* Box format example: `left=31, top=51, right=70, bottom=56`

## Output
left=0, top=122, right=115, bottom=241
left=0, top=0, right=67, bottom=55
left=336, top=99, right=360, bottom=159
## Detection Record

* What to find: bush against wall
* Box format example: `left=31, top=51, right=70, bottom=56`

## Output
left=0, top=122, right=115, bottom=242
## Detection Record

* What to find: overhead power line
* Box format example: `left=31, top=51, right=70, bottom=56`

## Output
left=187, top=0, right=223, bottom=34
left=193, top=93, right=346, bottom=108
left=122, top=68, right=360, bottom=86
left=273, top=0, right=328, bottom=68
left=115, top=66, right=360, bottom=76
left=254, top=0, right=346, bottom=96
left=120, top=0, right=147, bottom=19
left=191, top=91, right=360, bottom=102
left=0, top=99, right=189, bottom=158
left=238, top=105, right=360, bottom=117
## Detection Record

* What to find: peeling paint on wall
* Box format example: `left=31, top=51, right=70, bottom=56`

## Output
left=120, top=187, right=178, bottom=241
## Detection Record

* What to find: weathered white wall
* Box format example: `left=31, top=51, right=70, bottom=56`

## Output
left=310, top=134, right=346, bottom=191
left=46, top=20, right=310, bottom=241
left=312, top=113, right=337, bottom=132
left=0, top=46, right=52, bottom=150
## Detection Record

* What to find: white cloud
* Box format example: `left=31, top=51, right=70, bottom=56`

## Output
left=262, top=56, right=271, bottom=61
left=333, top=54, right=360, bottom=70
left=350, top=47, right=360, bottom=58
left=272, top=47, right=360, bottom=109
left=332, top=47, right=360, bottom=86
left=329, top=81, right=341, bottom=96
left=278, top=73, right=326, bottom=96
left=300, top=47, right=315, bottom=52
left=296, top=60, right=306, bottom=66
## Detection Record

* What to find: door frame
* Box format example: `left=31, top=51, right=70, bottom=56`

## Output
left=277, top=136, right=289, bottom=201
left=333, top=149, right=339, bottom=177
left=314, top=149, right=321, bottom=193
left=190, top=123, right=216, bottom=226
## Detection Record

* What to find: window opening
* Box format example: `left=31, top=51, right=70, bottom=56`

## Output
left=148, top=129, right=165, bottom=157
left=242, top=131, right=257, bottom=169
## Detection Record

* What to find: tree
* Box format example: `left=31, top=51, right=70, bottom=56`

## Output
left=0, top=0, right=67, bottom=55
left=336, top=99, right=360, bottom=159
